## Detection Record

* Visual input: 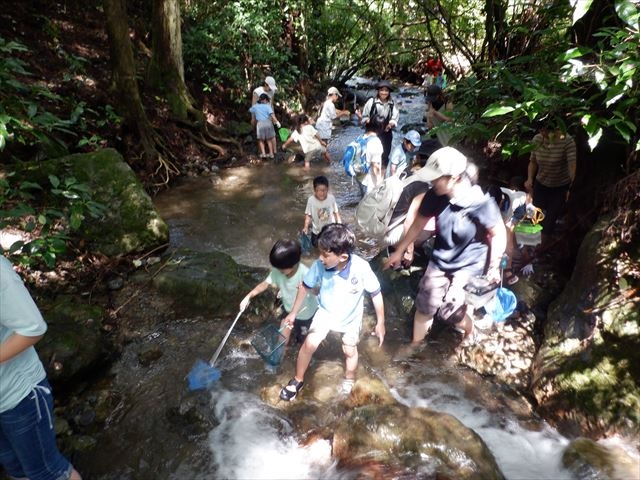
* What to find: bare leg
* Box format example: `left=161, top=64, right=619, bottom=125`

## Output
left=342, top=344, right=358, bottom=380
left=70, top=467, right=83, bottom=480
left=268, top=137, right=276, bottom=156
left=412, top=310, right=434, bottom=345
left=294, top=331, right=322, bottom=382
left=258, top=140, right=266, bottom=157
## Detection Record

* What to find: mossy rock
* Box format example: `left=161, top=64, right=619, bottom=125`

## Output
left=149, top=248, right=259, bottom=316
left=9, top=148, right=169, bottom=256
left=532, top=216, right=640, bottom=438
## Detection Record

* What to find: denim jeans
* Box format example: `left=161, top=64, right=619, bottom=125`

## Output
left=0, top=378, right=71, bottom=480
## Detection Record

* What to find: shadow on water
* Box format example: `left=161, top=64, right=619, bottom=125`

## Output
left=75, top=83, right=582, bottom=479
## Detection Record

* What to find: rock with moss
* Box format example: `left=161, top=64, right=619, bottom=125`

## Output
left=562, top=437, right=640, bottom=480
left=37, top=296, right=110, bottom=383
left=10, top=148, right=169, bottom=256
left=147, top=248, right=261, bottom=316
left=531, top=216, right=640, bottom=439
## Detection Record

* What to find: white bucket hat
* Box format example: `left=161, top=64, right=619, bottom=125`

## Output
left=264, top=76, right=277, bottom=91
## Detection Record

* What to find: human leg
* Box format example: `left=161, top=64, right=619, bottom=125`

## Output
left=412, top=264, right=449, bottom=344
left=267, top=136, right=276, bottom=157
left=257, top=139, right=266, bottom=157
left=0, top=378, right=80, bottom=480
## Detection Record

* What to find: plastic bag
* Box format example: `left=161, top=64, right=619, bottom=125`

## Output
left=484, top=287, right=517, bottom=322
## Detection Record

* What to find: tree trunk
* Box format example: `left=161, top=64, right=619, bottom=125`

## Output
left=103, top=0, right=178, bottom=182
left=147, top=0, right=202, bottom=124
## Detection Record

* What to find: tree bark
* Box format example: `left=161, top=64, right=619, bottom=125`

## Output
left=103, top=0, right=177, bottom=182
left=147, top=0, right=202, bottom=124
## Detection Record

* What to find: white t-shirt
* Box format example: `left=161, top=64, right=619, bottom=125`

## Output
left=290, top=125, right=322, bottom=154
left=252, top=86, right=275, bottom=105
left=305, top=193, right=340, bottom=234
left=361, top=134, right=384, bottom=192
left=316, top=99, right=337, bottom=140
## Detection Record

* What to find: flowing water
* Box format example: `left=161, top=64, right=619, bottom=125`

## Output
left=77, top=82, right=599, bottom=479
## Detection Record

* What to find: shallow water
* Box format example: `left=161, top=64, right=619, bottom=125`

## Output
left=77, top=83, right=587, bottom=479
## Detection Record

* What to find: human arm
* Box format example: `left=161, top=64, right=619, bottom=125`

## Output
left=0, top=333, right=43, bottom=363
left=333, top=202, right=342, bottom=224
left=303, top=213, right=312, bottom=234
left=370, top=292, right=385, bottom=347
left=240, top=280, right=270, bottom=312
left=360, top=98, right=373, bottom=125
left=485, top=220, right=508, bottom=282
left=270, top=113, right=281, bottom=129
left=384, top=213, right=431, bottom=269
left=282, top=283, right=313, bottom=328
left=400, top=191, right=428, bottom=265
left=524, top=155, right=538, bottom=192
left=388, top=100, right=400, bottom=130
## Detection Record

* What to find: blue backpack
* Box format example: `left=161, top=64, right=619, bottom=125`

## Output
left=342, top=135, right=371, bottom=177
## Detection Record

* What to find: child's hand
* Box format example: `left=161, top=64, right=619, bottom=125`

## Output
left=282, top=313, right=295, bottom=329
left=383, top=250, right=404, bottom=270
left=374, top=322, right=386, bottom=347
left=240, top=295, right=251, bottom=312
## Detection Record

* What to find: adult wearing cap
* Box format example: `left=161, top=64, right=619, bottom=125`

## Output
left=386, top=130, right=422, bottom=177
left=385, top=147, right=506, bottom=348
left=360, top=80, right=400, bottom=169
left=425, top=85, right=453, bottom=147
left=316, top=86, right=351, bottom=146
left=252, top=76, right=277, bottom=106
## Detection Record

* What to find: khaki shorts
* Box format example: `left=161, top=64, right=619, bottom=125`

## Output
left=308, top=308, right=361, bottom=347
left=415, top=263, right=481, bottom=318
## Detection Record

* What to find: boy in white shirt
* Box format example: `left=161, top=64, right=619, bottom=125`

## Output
left=303, top=175, right=342, bottom=247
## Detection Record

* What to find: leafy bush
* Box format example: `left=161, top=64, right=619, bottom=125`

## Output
left=0, top=172, right=107, bottom=268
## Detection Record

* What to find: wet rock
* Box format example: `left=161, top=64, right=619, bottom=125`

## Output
left=562, top=437, right=640, bottom=480
left=332, top=403, right=504, bottom=479
left=137, top=348, right=163, bottom=367
left=149, top=248, right=259, bottom=316
left=37, top=296, right=110, bottom=383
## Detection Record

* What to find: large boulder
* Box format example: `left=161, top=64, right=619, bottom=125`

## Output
left=8, top=148, right=169, bottom=256
left=531, top=216, right=640, bottom=438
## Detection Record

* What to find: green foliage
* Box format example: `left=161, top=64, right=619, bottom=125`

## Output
left=0, top=172, right=107, bottom=268
left=182, top=1, right=300, bottom=107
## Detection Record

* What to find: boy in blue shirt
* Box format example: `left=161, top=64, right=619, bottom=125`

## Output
left=279, top=224, right=385, bottom=401
left=249, top=93, right=281, bottom=159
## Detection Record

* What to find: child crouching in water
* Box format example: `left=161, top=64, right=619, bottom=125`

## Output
left=282, top=114, right=330, bottom=169
left=279, top=223, right=385, bottom=401
left=240, top=239, right=317, bottom=347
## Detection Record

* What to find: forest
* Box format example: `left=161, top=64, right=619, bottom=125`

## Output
left=0, top=0, right=638, bottom=275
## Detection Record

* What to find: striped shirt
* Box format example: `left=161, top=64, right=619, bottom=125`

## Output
left=530, top=133, right=576, bottom=187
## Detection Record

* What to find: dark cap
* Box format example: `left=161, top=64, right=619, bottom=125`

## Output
left=376, top=79, right=393, bottom=90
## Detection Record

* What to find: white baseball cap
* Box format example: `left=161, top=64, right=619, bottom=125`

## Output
left=416, top=147, right=467, bottom=181
left=264, top=76, right=277, bottom=91
left=327, top=86, right=342, bottom=97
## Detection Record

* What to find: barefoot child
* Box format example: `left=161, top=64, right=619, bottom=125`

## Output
left=279, top=223, right=385, bottom=401
left=240, top=239, right=318, bottom=346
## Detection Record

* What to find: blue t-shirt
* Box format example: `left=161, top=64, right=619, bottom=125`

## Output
left=303, top=255, right=381, bottom=331
left=249, top=103, right=274, bottom=122
left=0, top=257, right=47, bottom=413
left=418, top=185, right=501, bottom=272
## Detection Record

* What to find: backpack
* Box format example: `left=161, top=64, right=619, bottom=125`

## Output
left=368, top=97, right=394, bottom=124
left=355, top=174, right=406, bottom=237
left=342, top=135, right=371, bottom=177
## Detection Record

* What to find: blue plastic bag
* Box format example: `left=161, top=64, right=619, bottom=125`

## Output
left=299, top=231, right=312, bottom=253
left=485, top=287, right=517, bottom=322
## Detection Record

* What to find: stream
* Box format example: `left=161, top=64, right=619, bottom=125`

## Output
left=75, top=81, right=583, bottom=479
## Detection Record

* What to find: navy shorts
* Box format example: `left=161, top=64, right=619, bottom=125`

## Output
left=0, top=378, right=72, bottom=480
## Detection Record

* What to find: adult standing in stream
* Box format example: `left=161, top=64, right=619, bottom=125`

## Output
left=360, top=80, right=400, bottom=170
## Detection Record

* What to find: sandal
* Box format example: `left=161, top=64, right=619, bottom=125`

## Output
left=279, top=378, right=304, bottom=401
